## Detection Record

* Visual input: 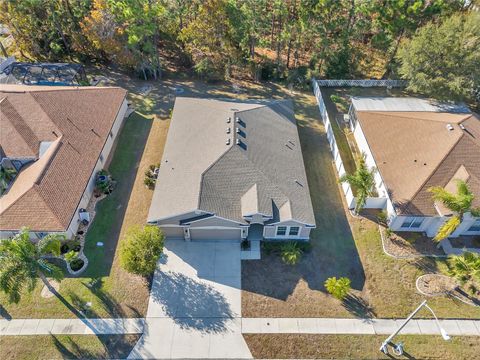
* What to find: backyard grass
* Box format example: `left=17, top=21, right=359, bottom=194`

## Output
left=244, top=334, right=480, bottom=359
left=0, top=334, right=140, bottom=360
left=241, top=85, right=480, bottom=319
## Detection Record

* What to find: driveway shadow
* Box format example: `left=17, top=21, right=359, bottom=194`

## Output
left=150, top=271, right=234, bottom=333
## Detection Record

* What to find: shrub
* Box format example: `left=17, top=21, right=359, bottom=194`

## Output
left=385, top=228, right=393, bottom=238
left=377, top=211, right=388, bottom=225
left=281, top=242, right=303, bottom=265
left=324, top=276, right=351, bottom=300
left=64, top=250, right=78, bottom=263
left=144, top=177, right=155, bottom=189
left=120, top=225, right=164, bottom=276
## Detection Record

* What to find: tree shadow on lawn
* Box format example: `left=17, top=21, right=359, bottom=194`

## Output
left=51, top=333, right=140, bottom=360
left=150, top=271, right=234, bottom=334
left=342, top=294, right=376, bottom=319
left=242, top=121, right=366, bottom=301
left=82, top=112, right=153, bottom=278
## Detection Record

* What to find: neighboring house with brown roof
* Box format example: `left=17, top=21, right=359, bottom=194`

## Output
left=148, top=97, right=316, bottom=242
left=348, top=97, right=480, bottom=237
left=0, top=84, right=128, bottom=239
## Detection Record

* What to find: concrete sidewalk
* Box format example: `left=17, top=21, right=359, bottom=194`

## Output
left=241, top=318, right=480, bottom=336
left=0, top=318, right=144, bottom=336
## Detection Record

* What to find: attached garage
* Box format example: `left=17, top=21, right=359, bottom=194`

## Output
left=190, top=228, right=241, bottom=241
left=160, top=226, right=184, bottom=239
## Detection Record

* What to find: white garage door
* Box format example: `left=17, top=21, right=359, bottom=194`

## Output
left=190, top=228, right=241, bottom=241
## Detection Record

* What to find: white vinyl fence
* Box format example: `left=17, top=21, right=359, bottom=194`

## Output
left=315, top=79, right=407, bottom=87
left=312, top=78, right=392, bottom=210
left=313, top=79, right=356, bottom=209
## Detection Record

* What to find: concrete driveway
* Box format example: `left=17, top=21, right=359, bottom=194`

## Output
left=128, top=240, right=252, bottom=359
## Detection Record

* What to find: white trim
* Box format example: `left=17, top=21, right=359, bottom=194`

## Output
left=188, top=226, right=243, bottom=230
left=159, top=224, right=185, bottom=228
left=148, top=210, right=208, bottom=223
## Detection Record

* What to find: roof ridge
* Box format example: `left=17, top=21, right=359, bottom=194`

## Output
left=0, top=86, right=125, bottom=94
left=361, top=111, right=472, bottom=123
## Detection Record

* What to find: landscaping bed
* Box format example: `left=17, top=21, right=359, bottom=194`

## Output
left=380, top=227, right=446, bottom=258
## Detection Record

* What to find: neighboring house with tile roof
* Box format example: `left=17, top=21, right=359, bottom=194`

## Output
left=348, top=97, right=480, bottom=237
left=0, top=84, right=128, bottom=239
left=148, top=97, right=316, bottom=242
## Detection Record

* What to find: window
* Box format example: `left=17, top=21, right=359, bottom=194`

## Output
left=401, top=217, right=424, bottom=229
left=276, top=225, right=302, bottom=237
left=468, top=219, right=480, bottom=232
left=289, top=226, right=300, bottom=236
left=35, top=232, right=48, bottom=239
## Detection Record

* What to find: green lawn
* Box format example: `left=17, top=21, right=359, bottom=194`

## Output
left=83, top=112, right=153, bottom=278
left=0, top=335, right=140, bottom=360
left=244, top=334, right=480, bottom=359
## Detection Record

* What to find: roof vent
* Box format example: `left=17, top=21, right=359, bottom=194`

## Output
left=227, top=117, right=231, bottom=123
left=236, top=117, right=240, bottom=123
left=459, top=124, right=466, bottom=130
left=226, top=127, right=231, bottom=134
left=236, top=127, right=240, bottom=133
left=446, top=123, right=454, bottom=131
left=236, top=139, right=241, bottom=145
left=294, top=179, right=303, bottom=187
left=226, top=138, right=231, bottom=145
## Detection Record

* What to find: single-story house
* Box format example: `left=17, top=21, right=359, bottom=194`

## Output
left=148, top=97, right=316, bottom=241
left=348, top=97, right=480, bottom=237
left=0, top=84, right=128, bottom=239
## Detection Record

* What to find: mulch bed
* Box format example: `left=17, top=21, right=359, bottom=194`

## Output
left=416, top=274, right=457, bottom=296
left=417, top=274, right=480, bottom=307
left=380, top=227, right=445, bottom=258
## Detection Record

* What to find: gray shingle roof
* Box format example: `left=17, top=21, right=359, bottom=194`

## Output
left=148, top=98, right=315, bottom=226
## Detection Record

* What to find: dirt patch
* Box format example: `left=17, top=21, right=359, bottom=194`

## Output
left=381, top=227, right=445, bottom=258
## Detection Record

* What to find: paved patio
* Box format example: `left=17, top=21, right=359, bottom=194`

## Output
left=128, top=240, right=252, bottom=359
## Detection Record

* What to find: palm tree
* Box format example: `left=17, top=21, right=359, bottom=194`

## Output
left=448, top=252, right=480, bottom=285
left=339, top=153, right=376, bottom=214
left=0, top=227, right=65, bottom=303
left=428, top=180, right=480, bottom=241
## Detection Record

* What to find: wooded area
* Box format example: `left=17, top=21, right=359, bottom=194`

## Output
left=1, top=0, right=479, bottom=103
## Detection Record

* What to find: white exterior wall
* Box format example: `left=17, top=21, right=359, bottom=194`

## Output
left=263, top=220, right=312, bottom=240
left=389, top=214, right=480, bottom=237
left=65, top=99, right=128, bottom=239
